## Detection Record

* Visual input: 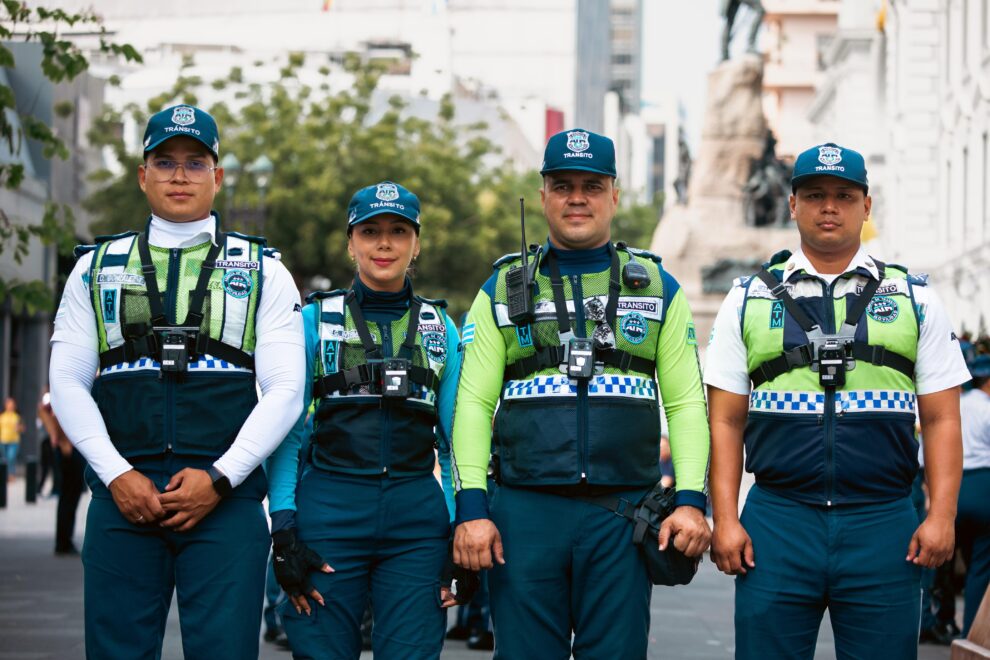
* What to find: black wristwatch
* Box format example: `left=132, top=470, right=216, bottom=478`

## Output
left=206, top=466, right=233, bottom=498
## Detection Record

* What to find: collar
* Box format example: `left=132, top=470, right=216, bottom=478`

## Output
left=780, top=246, right=880, bottom=283
left=146, top=212, right=219, bottom=249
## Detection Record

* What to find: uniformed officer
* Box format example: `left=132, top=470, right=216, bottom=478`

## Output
left=706, top=142, right=970, bottom=659
left=48, top=104, right=305, bottom=659
left=451, top=129, right=711, bottom=657
left=266, top=181, right=463, bottom=658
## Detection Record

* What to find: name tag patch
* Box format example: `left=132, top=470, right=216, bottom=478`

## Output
left=216, top=260, right=260, bottom=271
left=96, top=272, right=146, bottom=286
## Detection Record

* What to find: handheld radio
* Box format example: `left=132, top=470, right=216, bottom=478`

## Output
left=506, top=197, right=536, bottom=325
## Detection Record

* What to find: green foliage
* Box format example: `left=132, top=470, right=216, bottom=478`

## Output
left=87, top=57, right=659, bottom=318
left=0, top=2, right=143, bottom=313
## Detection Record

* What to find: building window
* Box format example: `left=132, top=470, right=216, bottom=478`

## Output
left=816, top=34, right=834, bottom=71
left=612, top=53, right=633, bottom=65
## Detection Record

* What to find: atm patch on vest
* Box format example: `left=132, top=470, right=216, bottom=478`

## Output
left=423, top=332, right=447, bottom=363
left=866, top=296, right=899, bottom=323
left=96, top=272, right=146, bottom=286
left=215, top=260, right=259, bottom=271
left=620, top=312, right=648, bottom=344
left=102, top=289, right=117, bottom=323
left=322, top=341, right=338, bottom=374
left=769, top=300, right=784, bottom=329
left=222, top=269, right=253, bottom=299
left=686, top=322, right=697, bottom=345
left=515, top=324, right=533, bottom=348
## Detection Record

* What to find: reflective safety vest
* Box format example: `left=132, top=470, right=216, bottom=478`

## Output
left=84, top=222, right=265, bottom=459
left=491, top=243, right=667, bottom=487
left=307, top=288, right=448, bottom=476
left=741, top=250, right=923, bottom=505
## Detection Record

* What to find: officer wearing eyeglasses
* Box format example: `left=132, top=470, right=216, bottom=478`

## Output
left=49, top=105, right=305, bottom=659
left=450, top=128, right=712, bottom=657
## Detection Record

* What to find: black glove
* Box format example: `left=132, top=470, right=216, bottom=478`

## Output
left=272, top=528, right=327, bottom=597
left=442, top=541, right=481, bottom=605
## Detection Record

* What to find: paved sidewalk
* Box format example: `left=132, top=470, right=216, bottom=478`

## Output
left=0, top=475, right=954, bottom=659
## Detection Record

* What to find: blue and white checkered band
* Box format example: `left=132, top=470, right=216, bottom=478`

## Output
left=750, top=390, right=917, bottom=415
left=503, top=374, right=656, bottom=401
left=99, top=354, right=253, bottom=376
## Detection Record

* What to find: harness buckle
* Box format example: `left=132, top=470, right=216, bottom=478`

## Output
left=770, top=282, right=788, bottom=299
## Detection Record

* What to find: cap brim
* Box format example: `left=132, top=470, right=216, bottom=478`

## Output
left=540, top=165, right=617, bottom=177
left=349, top=208, right=420, bottom=228
left=791, top=172, right=868, bottom=191
left=144, top=134, right=219, bottom=159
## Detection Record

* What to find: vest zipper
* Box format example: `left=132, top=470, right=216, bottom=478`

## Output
left=571, top=274, right=589, bottom=482
left=164, top=248, right=181, bottom=453
left=380, top=321, right=392, bottom=475
left=823, top=277, right=838, bottom=507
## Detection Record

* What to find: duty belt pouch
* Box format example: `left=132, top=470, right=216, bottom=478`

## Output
left=577, top=484, right=699, bottom=586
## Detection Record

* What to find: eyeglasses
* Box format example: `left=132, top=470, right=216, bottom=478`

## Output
left=584, top=298, right=615, bottom=350
left=145, top=159, right=217, bottom=182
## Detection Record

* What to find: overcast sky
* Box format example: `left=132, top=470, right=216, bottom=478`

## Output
left=642, top=0, right=726, bottom=149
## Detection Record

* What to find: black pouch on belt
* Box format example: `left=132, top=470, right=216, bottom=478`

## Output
left=575, top=483, right=700, bottom=586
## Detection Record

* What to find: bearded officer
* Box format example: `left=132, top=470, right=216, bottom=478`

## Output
left=706, top=142, right=969, bottom=659
left=49, top=104, right=305, bottom=659
left=451, top=128, right=712, bottom=657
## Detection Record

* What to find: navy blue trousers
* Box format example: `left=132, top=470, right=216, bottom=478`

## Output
left=488, top=485, right=652, bottom=659
left=281, top=470, right=449, bottom=660
left=958, top=468, right=990, bottom=635
left=735, top=486, right=922, bottom=660
left=82, top=461, right=270, bottom=660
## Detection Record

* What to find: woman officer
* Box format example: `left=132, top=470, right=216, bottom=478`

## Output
left=267, top=181, right=461, bottom=658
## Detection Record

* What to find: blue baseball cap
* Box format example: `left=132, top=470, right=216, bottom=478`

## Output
left=540, top=128, right=617, bottom=178
left=347, top=181, right=421, bottom=231
left=791, top=142, right=868, bottom=193
left=969, top=355, right=990, bottom=380
left=143, top=105, right=220, bottom=160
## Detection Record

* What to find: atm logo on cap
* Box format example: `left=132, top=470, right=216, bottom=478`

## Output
left=376, top=183, right=399, bottom=202
left=566, top=131, right=590, bottom=153
left=172, top=106, right=196, bottom=127
left=818, top=146, right=842, bottom=166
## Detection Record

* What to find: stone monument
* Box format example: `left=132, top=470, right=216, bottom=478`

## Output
left=650, top=53, right=793, bottom=345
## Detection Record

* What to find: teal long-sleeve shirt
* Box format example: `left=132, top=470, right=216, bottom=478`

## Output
left=267, top=286, right=462, bottom=531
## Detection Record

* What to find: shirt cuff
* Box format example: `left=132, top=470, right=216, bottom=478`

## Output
left=454, top=488, right=489, bottom=525
left=269, top=509, right=296, bottom=534
left=674, top=489, right=707, bottom=513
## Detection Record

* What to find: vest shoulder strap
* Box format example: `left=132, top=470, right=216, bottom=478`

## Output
left=306, top=289, right=348, bottom=305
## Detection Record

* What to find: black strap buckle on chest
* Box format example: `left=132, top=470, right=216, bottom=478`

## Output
left=748, top=261, right=915, bottom=388
left=97, top=231, right=255, bottom=372
left=503, top=244, right=651, bottom=382
left=315, top=291, right=437, bottom=398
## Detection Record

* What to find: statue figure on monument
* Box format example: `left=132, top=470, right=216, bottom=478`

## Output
left=673, top=138, right=692, bottom=205
left=743, top=131, right=792, bottom=228
left=721, top=0, right=766, bottom=61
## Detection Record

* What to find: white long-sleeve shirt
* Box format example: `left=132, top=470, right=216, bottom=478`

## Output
left=49, top=215, right=305, bottom=487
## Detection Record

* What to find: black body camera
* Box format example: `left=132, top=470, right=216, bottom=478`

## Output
left=566, top=337, right=596, bottom=380
left=816, top=339, right=848, bottom=388
left=154, top=326, right=199, bottom=373
left=382, top=358, right=411, bottom=398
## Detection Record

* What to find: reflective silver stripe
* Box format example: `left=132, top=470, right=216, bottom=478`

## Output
left=99, top=235, right=138, bottom=350
left=220, top=235, right=252, bottom=349
left=749, top=389, right=917, bottom=414
left=502, top=374, right=656, bottom=400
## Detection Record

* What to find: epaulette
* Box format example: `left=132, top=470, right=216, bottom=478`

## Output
left=93, top=230, right=139, bottom=245
left=732, top=275, right=755, bottom=288
left=764, top=249, right=792, bottom=269
left=73, top=244, right=97, bottom=259
left=262, top=247, right=281, bottom=261
left=305, top=289, right=348, bottom=304
left=907, top=273, right=929, bottom=286
left=227, top=230, right=268, bottom=247
left=415, top=295, right=448, bottom=309
left=493, top=252, right=521, bottom=269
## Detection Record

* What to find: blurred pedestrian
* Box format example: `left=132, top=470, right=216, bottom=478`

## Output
left=36, top=393, right=57, bottom=497
left=38, top=391, right=85, bottom=555
left=0, top=396, right=24, bottom=480
left=957, top=355, right=990, bottom=635
left=707, top=142, right=969, bottom=659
